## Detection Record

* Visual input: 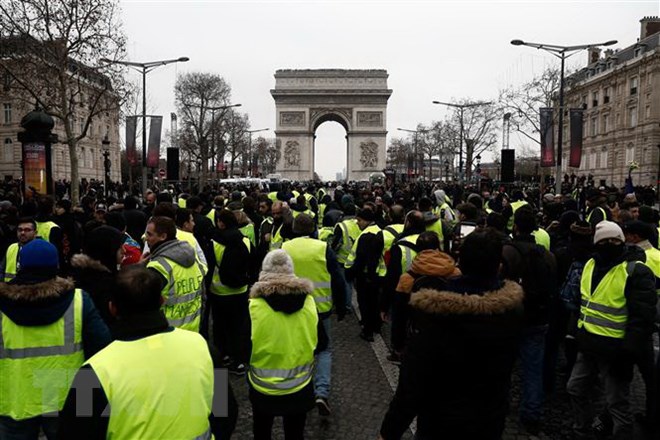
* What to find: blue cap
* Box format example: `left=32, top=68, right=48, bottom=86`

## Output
left=19, top=239, right=59, bottom=271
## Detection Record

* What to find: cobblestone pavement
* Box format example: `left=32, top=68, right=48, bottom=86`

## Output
left=229, top=305, right=655, bottom=440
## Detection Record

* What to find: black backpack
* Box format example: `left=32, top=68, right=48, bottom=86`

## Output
left=505, top=241, right=556, bottom=323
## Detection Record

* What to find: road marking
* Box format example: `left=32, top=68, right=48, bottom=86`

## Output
left=351, top=295, right=417, bottom=435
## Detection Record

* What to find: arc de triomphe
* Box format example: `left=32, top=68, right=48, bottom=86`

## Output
left=270, top=69, right=392, bottom=181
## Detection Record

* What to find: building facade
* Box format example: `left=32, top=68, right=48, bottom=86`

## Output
left=562, top=16, right=660, bottom=188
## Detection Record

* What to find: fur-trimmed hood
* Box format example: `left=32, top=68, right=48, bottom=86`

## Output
left=409, top=280, right=523, bottom=315
left=250, top=273, right=314, bottom=314
left=0, top=277, right=76, bottom=327
left=71, top=253, right=111, bottom=273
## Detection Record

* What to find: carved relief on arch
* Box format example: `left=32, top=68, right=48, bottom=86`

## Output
left=284, top=140, right=301, bottom=168
left=359, top=140, right=379, bottom=169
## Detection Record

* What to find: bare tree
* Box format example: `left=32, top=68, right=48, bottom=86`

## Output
left=174, top=72, right=231, bottom=186
left=387, top=137, right=411, bottom=176
left=223, top=110, right=250, bottom=176
left=498, top=66, right=560, bottom=146
left=253, top=136, right=280, bottom=176
left=0, top=0, right=129, bottom=203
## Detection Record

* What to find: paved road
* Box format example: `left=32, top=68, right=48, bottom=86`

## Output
left=228, top=302, right=654, bottom=440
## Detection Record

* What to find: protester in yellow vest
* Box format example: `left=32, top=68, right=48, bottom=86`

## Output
left=248, top=250, right=320, bottom=439
left=567, top=221, right=656, bottom=439
left=0, top=217, right=37, bottom=282
left=0, top=240, right=111, bottom=438
left=209, top=209, right=253, bottom=375
left=175, top=208, right=209, bottom=273
left=58, top=266, right=238, bottom=439
left=145, top=217, right=205, bottom=333
left=283, top=214, right=346, bottom=416
left=504, top=191, right=529, bottom=232
left=331, top=203, right=361, bottom=312
left=345, top=207, right=385, bottom=342
left=35, top=196, right=64, bottom=266
left=264, top=201, right=293, bottom=252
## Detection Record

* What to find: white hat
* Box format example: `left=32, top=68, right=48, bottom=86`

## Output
left=261, top=249, right=294, bottom=275
left=593, top=220, right=625, bottom=244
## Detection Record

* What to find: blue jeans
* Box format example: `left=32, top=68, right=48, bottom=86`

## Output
left=0, top=415, right=58, bottom=440
left=314, top=317, right=332, bottom=398
left=337, top=266, right=353, bottom=310
left=519, top=324, right=548, bottom=422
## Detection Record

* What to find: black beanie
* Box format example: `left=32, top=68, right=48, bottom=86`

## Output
left=357, top=208, right=376, bottom=222
left=83, top=226, right=124, bottom=272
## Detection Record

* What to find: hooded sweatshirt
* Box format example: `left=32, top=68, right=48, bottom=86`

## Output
left=148, top=239, right=198, bottom=290
left=396, top=250, right=461, bottom=294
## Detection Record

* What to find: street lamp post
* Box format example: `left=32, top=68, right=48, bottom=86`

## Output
left=99, top=56, right=190, bottom=195
left=398, top=127, right=427, bottom=179
left=246, top=128, right=269, bottom=176
left=187, top=103, right=242, bottom=182
left=102, top=135, right=111, bottom=198
left=510, top=38, right=617, bottom=190
left=432, top=100, right=493, bottom=184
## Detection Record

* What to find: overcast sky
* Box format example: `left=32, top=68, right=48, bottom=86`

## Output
left=120, top=0, right=658, bottom=180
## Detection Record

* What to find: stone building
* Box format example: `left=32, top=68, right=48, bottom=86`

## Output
left=0, top=58, right=121, bottom=184
left=562, top=16, right=660, bottom=187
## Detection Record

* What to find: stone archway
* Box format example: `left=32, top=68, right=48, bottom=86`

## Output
left=271, top=69, right=392, bottom=181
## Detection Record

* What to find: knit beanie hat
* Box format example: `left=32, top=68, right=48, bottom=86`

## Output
left=260, top=250, right=294, bottom=279
left=357, top=208, right=376, bottom=222
left=83, top=226, right=124, bottom=272
left=19, top=239, right=59, bottom=271
left=593, top=220, right=624, bottom=244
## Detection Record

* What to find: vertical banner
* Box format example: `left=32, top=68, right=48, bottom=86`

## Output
left=569, top=109, right=584, bottom=168
left=146, top=116, right=162, bottom=168
left=539, top=107, right=555, bottom=167
left=125, top=116, right=137, bottom=166
left=22, top=142, right=47, bottom=197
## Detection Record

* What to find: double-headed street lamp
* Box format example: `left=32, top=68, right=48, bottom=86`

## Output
left=246, top=128, right=269, bottom=176
left=510, top=38, right=616, bottom=190
left=432, top=100, right=492, bottom=183
left=397, top=127, right=428, bottom=178
left=99, top=56, right=190, bottom=195
left=187, top=103, right=242, bottom=180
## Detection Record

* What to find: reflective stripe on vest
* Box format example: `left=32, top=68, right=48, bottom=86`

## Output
left=399, top=234, right=420, bottom=273
left=578, top=259, right=634, bottom=339
left=211, top=237, right=251, bottom=296
left=586, top=207, right=607, bottom=225
left=345, top=224, right=386, bottom=276
left=248, top=295, right=318, bottom=396
left=282, top=237, right=333, bottom=313
left=269, top=224, right=284, bottom=251
left=240, top=223, right=256, bottom=246
left=85, top=328, right=214, bottom=439
left=36, top=221, right=59, bottom=243
left=507, top=201, right=528, bottom=231
left=0, top=289, right=84, bottom=420
left=336, top=219, right=360, bottom=264
left=4, top=243, right=19, bottom=282
left=147, top=256, right=204, bottom=332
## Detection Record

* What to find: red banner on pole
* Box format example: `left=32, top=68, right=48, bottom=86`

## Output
left=569, top=109, right=584, bottom=168
left=125, top=116, right=138, bottom=166
left=539, top=108, right=555, bottom=167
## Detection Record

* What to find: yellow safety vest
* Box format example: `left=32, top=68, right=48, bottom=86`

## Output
left=643, top=246, right=660, bottom=283
left=335, top=218, right=361, bottom=265
left=269, top=223, right=285, bottom=251
left=398, top=234, right=421, bottom=274
left=425, top=218, right=445, bottom=251
left=36, top=221, right=59, bottom=243
left=282, top=237, right=333, bottom=313
left=0, top=289, right=84, bottom=420
left=303, top=193, right=316, bottom=210
left=382, top=224, right=405, bottom=253
left=4, top=243, right=19, bottom=282
left=433, top=203, right=455, bottom=221
left=292, top=209, right=315, bottom=219
left=532, top=228, right=551, bottom=251
left=507, top=200, right=529, bottom=231
left=206, top=209, right=217, bottom=225
left=586, top=207, right=607, bottom=225
left=177, top=229, right=208, bottom=275
left=267, top=192, right=278, bottom=202
left=210, top=237, right=251, bottom=296
left=85, top=328, right=213, bottom=440
left=147, top=254, right=204, bottom=332
left=317, top=203, right=327, bottom=226
left=578, top=259, right=635, bottom=339
left=345, top=224, right=386, bottom=276
left=239, top=223, right=256, bottom=247
left=248, top=295, right=318, bottom=396
left=318, top=226, right=334, bottom=243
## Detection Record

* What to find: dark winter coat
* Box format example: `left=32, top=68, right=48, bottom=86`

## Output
left=379, top=278, right=524, bottom=440
left=210, top=228, right=253, bottom=288
left=71, top=253, right=119, bottom=328
left=0, top=276, right=111, bottom=360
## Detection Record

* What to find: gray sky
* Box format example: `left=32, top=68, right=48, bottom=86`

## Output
left=120, top=0, right=659, bottom=180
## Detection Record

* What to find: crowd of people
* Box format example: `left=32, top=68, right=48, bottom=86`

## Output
left=0, top=177, right=658, bottom=439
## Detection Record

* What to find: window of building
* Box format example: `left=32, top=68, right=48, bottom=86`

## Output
left=592, top=91, right=599, bottom=107
left=3, top=103, right=11, bottom=124
left=626, top=144, right=635, bottom=163
left=604, top=87, right=610, bottom=104
left=630, top=77, right=638, bottom=95
left=630, top=107, right=638, bottom=128
left=88, top=148, right=93, bottom=168
left=589, top=151, right=597, bottom=169
left=634, top=47, right=643, bottom=57
left=80, top=118, right=85, bottom=134
left=602, top=114, right=609, bottom=133
left=3, top=138, right=12, bottom=162
left=591, top=117, right=598, bottom=136
left=646, top=105, right=651, bottom=119
left=2, top=73, right=10, bottom=92
left=600, top=150, right=608, bottom=168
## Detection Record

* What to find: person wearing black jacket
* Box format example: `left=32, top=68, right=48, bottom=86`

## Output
left=58, top=266, right=237, bottom=439
left=208, top=209, right=254, bottom=374
left=379, top=228, right=524, bottom=439
left=121, top=195, right=148, bottom=244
